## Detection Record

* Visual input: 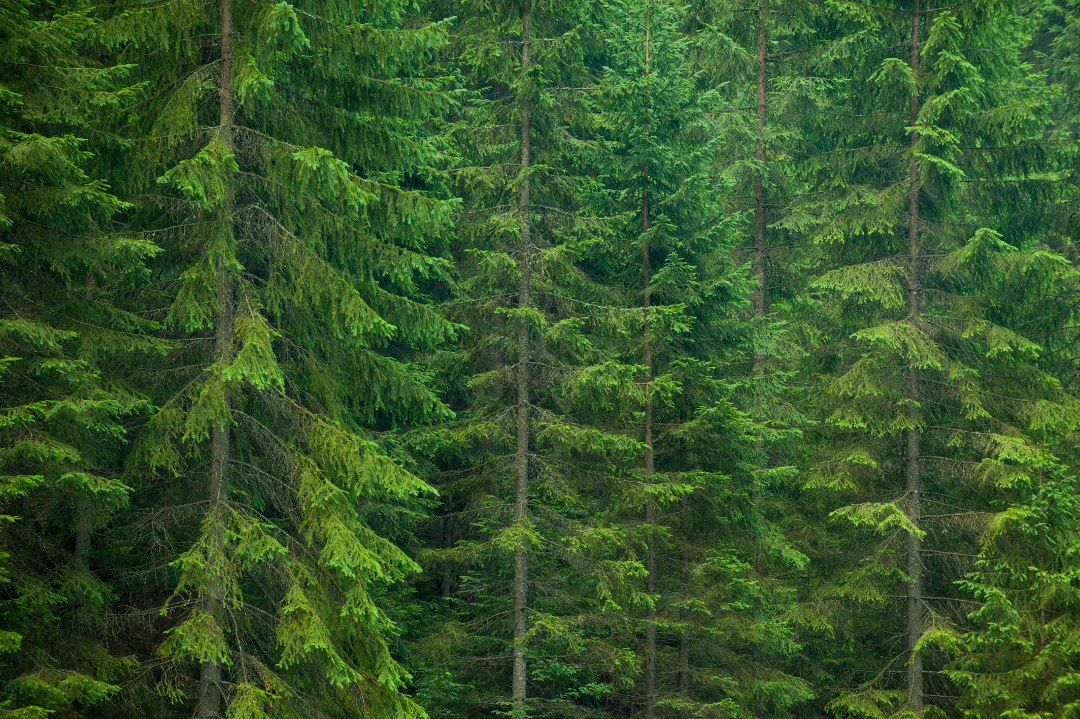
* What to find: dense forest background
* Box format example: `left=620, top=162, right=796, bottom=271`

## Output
left=3, top=0, right=1080, bottom=717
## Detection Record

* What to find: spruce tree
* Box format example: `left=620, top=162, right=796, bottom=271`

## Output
left=0, top=0, right=162, bottom=715
left=407, top=1, right=644, bottom=717
left=99, top=0, right=459, bottom=715
left=949, top=447, right=1080, bottom=718
left=802, top=0, right=1069, bottom=714
left=591, top=1, right=810, bottom=715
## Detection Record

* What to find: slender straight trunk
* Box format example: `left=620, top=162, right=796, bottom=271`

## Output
left=643, top=178, right=657, bottom=719
left=751, top=0, right=769, bottom=585
left=76, top=277, right=94, bottom=579
left=512, top=4, right=531, bottom=714
left=642, top=6, right=656, bottom=718
left=1039, top=537, right=1046, bottom=650
left=75, top=501, right=91, bottom=567
left=734, top=72, right=740, bottom=161
left=678, top=493, right=689, bottom=719
left=1039, top=471, right=1047, bottom=684
left=677, top=398, right=689, bottom=719
left=903, top=1, right=923, bottom=713
left=752, top=0, right=768, bottom=346
left=74, top=497, right=92, bottom=629
left=75, top=277, right=94, bottom=578
left=442, top=499, right=453, bottom=614
left=643, top=175, right=656, bottom=719
left=199, top=3, right=234, bottom=717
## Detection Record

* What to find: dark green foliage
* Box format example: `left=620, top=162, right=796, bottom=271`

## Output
left=406, top=1, right=649, bottom=716
left=1, top=1, right=1080, bottom=719
left=586, top=1, right=810, bottom=715
left=0, top=0, right=160, bottom=716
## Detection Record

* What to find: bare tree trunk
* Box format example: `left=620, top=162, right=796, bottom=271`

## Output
left=75, top=501, right=91, bottom=567
left=1040, top=537, right=1046, bottom=651
left=641, top=6, right=657, bottom=716
left=76, top=278, right=94, bottom=586
left=1038, top=471, right=1047, bottom=684
left=199, top=2, right=234, bottom=715
left=643, top=174, right=657, bottom=719
left=512, top=4, right=531, bottom=714
left=74, top=498, right=92, bottom=630
left=442, top=498, right=453, bottom=613
left=904, top=1, right=923, bottom=712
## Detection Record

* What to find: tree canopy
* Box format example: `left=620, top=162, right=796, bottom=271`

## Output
left=0, top=1, right=1079, bottom=718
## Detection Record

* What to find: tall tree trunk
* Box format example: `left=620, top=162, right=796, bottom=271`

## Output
left=75, top=277, right=94, bottom=585
left=752, top=0, right=768, bottom=348
left=440, top=500, right=453, bottom=613
left=75, top=502, right=91, bottom=567
left=512, top=4, right=531, bottom=714
left=442, top=497, right=453, bottom=614
left=199, top=2, right=234, bottom=716
left=75, top=272, right=94, bottom=611
left=751, top=0, right=769, bottom=588
left=904, top=0, right=923, bottom=713
left=643, top=174, right=657, bottom=719
left=74, top=498, right=92, bottom=630
left=1039, top=471, right=1046, bottom=684
left=642, top=5, right=656, bottom=718
left=678, top=493, right=689, bottom=719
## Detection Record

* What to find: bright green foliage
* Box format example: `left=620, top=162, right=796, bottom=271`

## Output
left=949, top=450, right=1080, bottom=718
left=801, top=1, right=1074, bottom=715
left=97, top=0, right=459, bottom=715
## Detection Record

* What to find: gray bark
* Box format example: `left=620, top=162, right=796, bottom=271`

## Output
left=752, top=0, right=768, bottom=339
left=904, top=0, right=923, bottom=712
left=643, top=5, right=656, bottom=717
left=512, top=3, right=531, bottom=714
left=199, top=1, right=234, bottom=714
left=678, top=494, right=689, bottom=719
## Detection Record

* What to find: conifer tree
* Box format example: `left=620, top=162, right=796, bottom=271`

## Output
left=407, top=1, right=644, bottom=717
left=99, top=0, right=459, bottom=715
left=0, top=0, right=165, bottom=715
left=3, top=2, right=1080, bottom=718
left=802, top=0, right=1069, bottom=714
left=949, top=447, right=1080, bottom=718
left=591, top=2, right=810, bottom=715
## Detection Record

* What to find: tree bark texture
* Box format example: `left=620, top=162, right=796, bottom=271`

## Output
left=752, top=0, right=768, bottom=344
left=512, top=3, right=531, bottom=714
left=642, top=5, right=656, bottom=717
left=199, top=1, right=234, bottom=715
left=904, top=0, right=923, bottom=712
left=75, top=500, right=91, bottom=568
left=751, top=0, right=769, bottom=554
left=678, top=493, right=689, bottom=719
